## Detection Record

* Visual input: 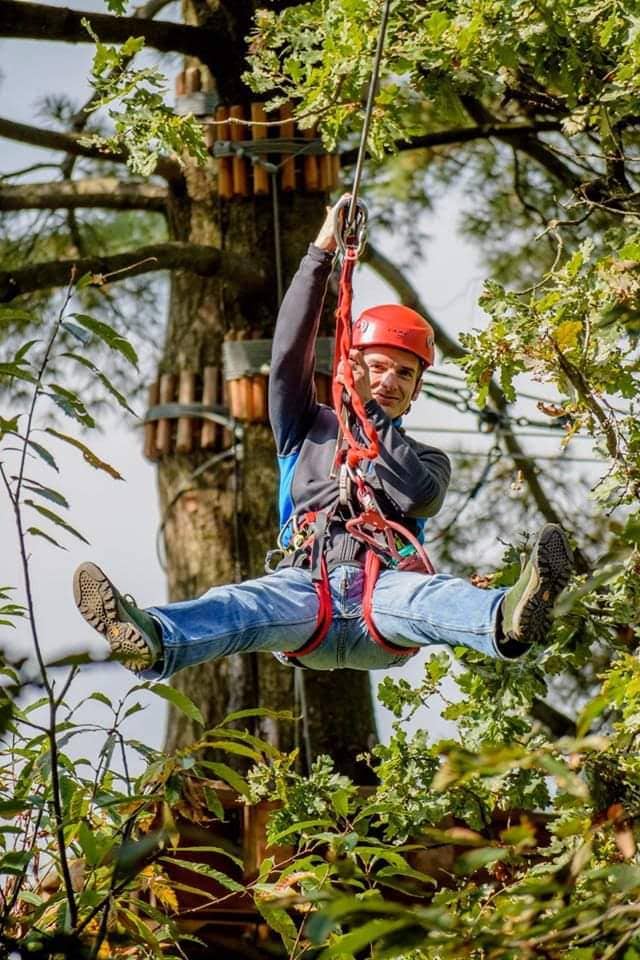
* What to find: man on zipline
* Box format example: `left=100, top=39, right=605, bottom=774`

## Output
left=73, top=200, right=574, bottom=676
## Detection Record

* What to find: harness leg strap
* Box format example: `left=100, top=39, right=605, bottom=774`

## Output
left=281, top=514, right=333, bottom=661
left=362, top=551, right=419, bottom=657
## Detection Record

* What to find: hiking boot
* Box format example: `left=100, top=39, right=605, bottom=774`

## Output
left=73, top=562, right=162, bottom=671
left=500, top=524, right=574, bottom=648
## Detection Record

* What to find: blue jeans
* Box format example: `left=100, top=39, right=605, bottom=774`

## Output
left=146, top=564, right=509, bottom=678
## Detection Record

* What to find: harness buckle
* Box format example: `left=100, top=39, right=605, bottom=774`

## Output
left=264, top=548, right=287, bottom=573
left=338, top=463, right=351, bottom=507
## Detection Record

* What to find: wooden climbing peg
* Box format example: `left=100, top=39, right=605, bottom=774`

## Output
left=201, top=366, right=220, bottom=450
left=144, top=380, right=160, bottom=460
left=331, top=153, right=341, bottom=189
left=216, top=106, right=233, bottom=199
left=250, top=103, right=270, bottom=195
left=156, top=372, right=177, bottom=456
left=251, top=376, right=267, bottom=422
left=229, top=105, right=249, bottom=197
left=303, top=126, right=319, bottom=192
left=176, top=370, right=196, bottom=454
left=319, top=153, right=334, bottom=191
left=279, top=104, right=296, bottom=192
left=185, top=66, right=201, bottom=93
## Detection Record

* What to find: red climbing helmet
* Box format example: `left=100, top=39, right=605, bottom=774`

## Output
left=352, top=304, right=435, bottom=368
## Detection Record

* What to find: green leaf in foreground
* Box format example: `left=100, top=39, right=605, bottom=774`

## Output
left=71, top=313, right=138, bottom=367
left=197, top=761, right=249, bottom=797
left=455, top=846, right=509, bottom=874
left=148, top=683, right=205, bottom=726
left=45, top=428, right=123, bottom=480
left=318, top=917, right=410, bottom=958
left=24, top=500, right=89, bottom=544
left=0, top=416, right=19, bottom=438
left=26, top=527, right=65, bottom=550
left=26, top=439, right=58, bottom=472
left=61, top=353, right=138, bottom=416
left=21, top=480, right=69, bottom=509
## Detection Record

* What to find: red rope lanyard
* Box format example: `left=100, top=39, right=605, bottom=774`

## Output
left=331, top=246, right=380, bottom=470
left=329, top=221, right=436, bottom=579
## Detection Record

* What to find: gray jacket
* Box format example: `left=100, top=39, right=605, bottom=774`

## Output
left=269, top=244, right=451, bottom=570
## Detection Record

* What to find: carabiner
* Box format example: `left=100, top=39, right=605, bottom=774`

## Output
left=333, top=195, right=369, bottom=257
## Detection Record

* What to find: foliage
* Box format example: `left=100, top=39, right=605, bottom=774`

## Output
left=0, top=290, right=284, bottom=957
left=4, top=0, right=640, bottom=955
left=236, top=646, right=640, bottom=960
left=246, top=0, right=640, bottom=156
left=81, top=24, right=207, bottom=176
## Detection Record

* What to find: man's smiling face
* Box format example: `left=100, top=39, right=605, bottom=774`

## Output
left=362, top=345, right=422, bottom=420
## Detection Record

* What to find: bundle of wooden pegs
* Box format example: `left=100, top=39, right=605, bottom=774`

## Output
left=175, top=66, right=341, bottom=197
left=143, top=339, right=334, bottom=460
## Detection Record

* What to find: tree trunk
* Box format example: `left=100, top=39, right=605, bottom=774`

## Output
left=159, top=5, right=378, bottom=777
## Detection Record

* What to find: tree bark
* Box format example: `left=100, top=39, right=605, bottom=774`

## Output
left=0, top=115, right=182, bottom=182
left=340, top=120, right=563, bottom=166
left=0, top=177, right=167, bottom=212
left=0, top=242, right=261, bottom=302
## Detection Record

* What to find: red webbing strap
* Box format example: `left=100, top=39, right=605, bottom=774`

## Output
left=331, top=248, right=380, bottom=470
left=346, top=509, right=436, bottom=576
left=281, top=554, right=333, bottom=660
left=281, top=511, right=333, bottom=660
left=362, top=551, right=419, bottom=657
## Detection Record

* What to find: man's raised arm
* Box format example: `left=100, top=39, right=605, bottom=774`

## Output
left=268, top=207, right=336, bottom=456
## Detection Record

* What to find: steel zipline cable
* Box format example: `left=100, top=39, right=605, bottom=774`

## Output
left=345, top=0, right=392, bottom=228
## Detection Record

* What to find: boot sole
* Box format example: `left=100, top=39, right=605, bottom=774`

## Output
left=73, top=562, right=153, bottom=669
left=511, top=525, right=574, bottom=644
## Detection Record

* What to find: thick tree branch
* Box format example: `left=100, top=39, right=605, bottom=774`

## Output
left=0, top=243, right=262, bottom=302
left=459, top=95, right=582, bottom=191
left=0, top=177, right=167, bottom=212
left=340, top=121, right=563, bottom=167
left=0, top=1, right=223, bottom=67
left=365, top=243, right=590, bottom=574
left=365, top=244, right=466, bottom=361
left=0, top=115, right=182, bottom=182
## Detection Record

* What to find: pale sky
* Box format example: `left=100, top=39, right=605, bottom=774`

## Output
left=0, top=2, right=586, bottom=767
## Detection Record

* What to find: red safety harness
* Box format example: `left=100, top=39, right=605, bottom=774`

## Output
left=280, top=211, right=435, bottom=661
